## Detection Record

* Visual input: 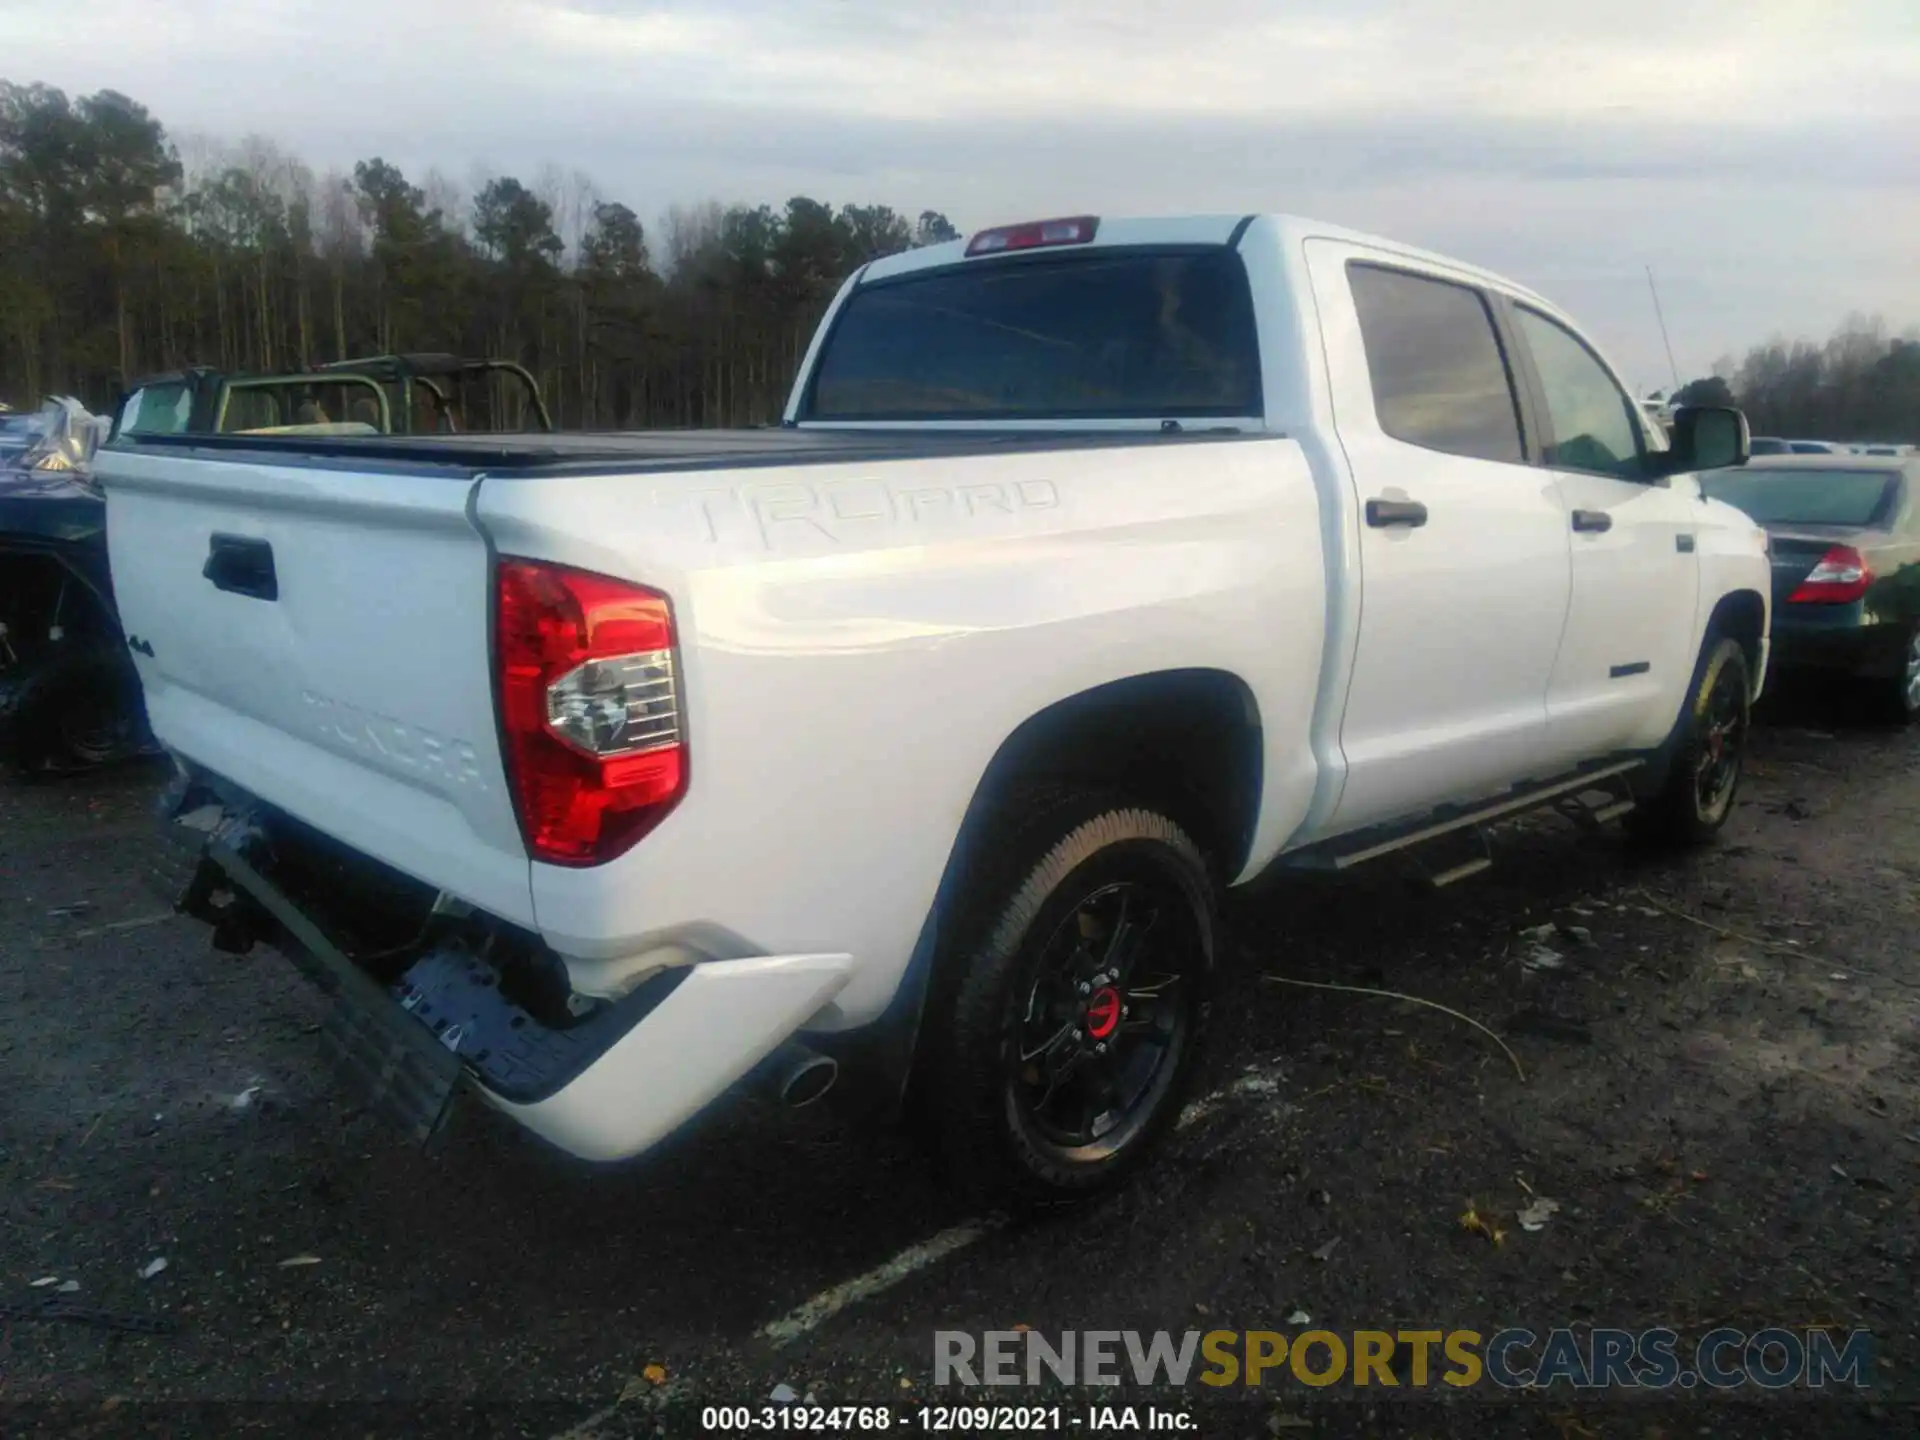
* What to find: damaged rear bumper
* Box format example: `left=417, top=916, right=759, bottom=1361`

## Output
left=153, top=768, right=854, bottom=1162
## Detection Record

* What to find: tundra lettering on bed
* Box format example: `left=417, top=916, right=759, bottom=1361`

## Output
left=97, top=212, right=1772, bottom=1204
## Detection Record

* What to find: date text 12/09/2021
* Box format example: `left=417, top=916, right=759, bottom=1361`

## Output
left=700, top=1405, right=1196, bottom=1432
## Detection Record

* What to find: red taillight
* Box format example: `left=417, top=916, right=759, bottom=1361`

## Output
left=965, top=215, right=1100, bottom=257
left=494, top=558, right=686, bottom=866
left=1787, top=545, right=1873, bottom=604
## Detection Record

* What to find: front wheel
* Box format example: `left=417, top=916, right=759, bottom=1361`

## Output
left=917, top=795, right=1216, bottom=1207
left=1626, top=635, right=1752, bottom=847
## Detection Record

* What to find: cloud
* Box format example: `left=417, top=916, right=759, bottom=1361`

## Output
left=4, top=0, right=1916, bottom=384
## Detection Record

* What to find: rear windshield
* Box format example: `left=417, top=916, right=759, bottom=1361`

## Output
left=1700, top=469, right=1900, bottom=527
left=804, top=249, right=1262, bottom=422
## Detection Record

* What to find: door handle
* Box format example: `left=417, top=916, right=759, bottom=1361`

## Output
left=1571, top=509, right=1613, bottom=533
left=1365, top=497, right=1429, bottom=528
left=203, top=533, right=278, bottom=601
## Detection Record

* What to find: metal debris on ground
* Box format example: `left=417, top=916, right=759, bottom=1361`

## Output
left=57, top=1279, right=80, bottom=1293
left=138, top=1256, right=168, bottom=1280
left=30, top=1275, right=59, bottom=1288
left=1263, top=974, right=1527, bottom=1081
left=1633, top=888, right=1817, bottom=959
left=1518, top=1197, right=1562, bottom=1232
left=1310, top=1238, right=1341, bottom=1262
left=278, top=1254, right=322, bottom=1268
left=1286, top=1309, right=1312, bottom=1326
left=770, top=1384, right=800, bottom=1404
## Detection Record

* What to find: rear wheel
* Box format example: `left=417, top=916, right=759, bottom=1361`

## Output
left=917, top=794, right=1215, bottom=1207
left=1626, top=636, right=1751, bottom=847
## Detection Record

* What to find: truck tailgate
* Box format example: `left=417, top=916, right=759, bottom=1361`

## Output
left=99, top=448, right=534, bottom=924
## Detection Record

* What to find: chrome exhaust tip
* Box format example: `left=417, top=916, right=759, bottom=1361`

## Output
left=765, top=1039, right=839, bottom=1108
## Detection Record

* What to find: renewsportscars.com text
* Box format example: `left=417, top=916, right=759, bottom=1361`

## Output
left=933, top=1327, right=1874, bottom=1392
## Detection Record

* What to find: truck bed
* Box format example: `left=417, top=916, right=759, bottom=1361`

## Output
left=109, top=425, right=1262, bottom=480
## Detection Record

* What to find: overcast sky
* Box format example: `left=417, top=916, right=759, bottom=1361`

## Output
left=5, top=0, right=1917, bottom=390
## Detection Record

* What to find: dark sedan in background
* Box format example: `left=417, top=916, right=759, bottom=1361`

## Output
left=1701, top=455, right=1920, bottom=721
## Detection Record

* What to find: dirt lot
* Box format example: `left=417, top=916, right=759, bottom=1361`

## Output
left=3, top=691, right=1917, bottom=1438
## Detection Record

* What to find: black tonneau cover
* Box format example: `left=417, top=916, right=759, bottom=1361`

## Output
left=102, top=425, right=1266, bottom=481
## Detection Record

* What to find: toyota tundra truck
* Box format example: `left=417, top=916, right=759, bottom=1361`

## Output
left=95, top=213, right=1771, bottom=1204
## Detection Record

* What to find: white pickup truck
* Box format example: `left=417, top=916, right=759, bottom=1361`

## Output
left=99, top=212, right=1771, bottom=1204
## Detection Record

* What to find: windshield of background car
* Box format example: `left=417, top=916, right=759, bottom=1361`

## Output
left=1700, top=468, right=1900, bottom=528
left=803, top=249, right=1263, bottom=422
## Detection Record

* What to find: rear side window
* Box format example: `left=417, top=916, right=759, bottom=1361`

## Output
left=804, top=250, right=1262, bottom=422
left=1347, top=263, right=1525, bottom=463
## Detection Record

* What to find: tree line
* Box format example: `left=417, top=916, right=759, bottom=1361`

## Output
left=1671, top=315, right=1919, bottom=445
left=0, top=80, right=958, bottom=428
left=6, top=79, right=1916, bottom=440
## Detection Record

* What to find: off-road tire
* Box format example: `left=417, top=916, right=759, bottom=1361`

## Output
left=914, top=791, right=1216, bottom=1208
left=1626, top=636, right=1752, bottom=848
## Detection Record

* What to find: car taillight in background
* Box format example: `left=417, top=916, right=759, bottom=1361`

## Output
left=965, top=215, right=1100, bottom=258
left=1787, top=545, right=1873, bottom=605
left=495, top=558, right=687, bottom=866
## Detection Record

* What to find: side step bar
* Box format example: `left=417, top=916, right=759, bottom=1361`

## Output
left=1289, top=758, right=1645, bottom=876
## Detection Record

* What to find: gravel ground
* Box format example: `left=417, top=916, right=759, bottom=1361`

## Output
left=2, top=688, right=1916, bottom=1438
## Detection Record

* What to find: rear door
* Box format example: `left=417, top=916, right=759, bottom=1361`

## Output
left=1504, top=303, right=1701, bottom=762
left=99, top=443, right=535, bottom=923
left=1306, top=243, right=1573, bottom=834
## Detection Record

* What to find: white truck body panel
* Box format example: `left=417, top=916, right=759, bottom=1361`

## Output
left=475, top=436, right=1328, bottom=1020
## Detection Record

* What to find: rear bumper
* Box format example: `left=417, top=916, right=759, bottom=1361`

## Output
left=152, top=767, right=854, bottom=1163
left=487, top=952, right=854, bottom=1161
left=1769, top=620, right=1908, bottom=680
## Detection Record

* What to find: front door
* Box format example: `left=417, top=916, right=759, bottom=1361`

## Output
left=1306, top=243, right=1574, bottom=837
left=1505, top=304, right=1702, bottom=765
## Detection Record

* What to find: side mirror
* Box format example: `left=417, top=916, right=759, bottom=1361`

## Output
left=1666, top=405, right=1749, bottom=473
